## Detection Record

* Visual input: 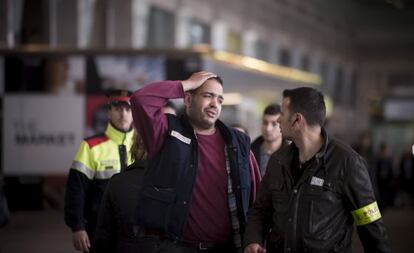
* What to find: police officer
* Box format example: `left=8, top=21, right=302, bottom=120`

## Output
left=64, top=89, right=134, bottom=252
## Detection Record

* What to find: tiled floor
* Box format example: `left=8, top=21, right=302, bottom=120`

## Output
left=0, top=210, right=73, bottom=253
left=352, top=207, right=414, bottom=253
left=0, top=207, right=413, bottom=253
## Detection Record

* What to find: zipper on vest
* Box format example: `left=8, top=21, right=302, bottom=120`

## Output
left=178, top=130, right=199, bottom=239
left=119, top=144, right=127, bottom=172
left=119, top=132, right=128, bottom=172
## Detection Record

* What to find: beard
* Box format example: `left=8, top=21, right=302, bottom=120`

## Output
left=187, top=107, right=216, bottom=130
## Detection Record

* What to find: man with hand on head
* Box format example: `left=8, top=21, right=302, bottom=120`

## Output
left=130, top=71, right=261, bottom=253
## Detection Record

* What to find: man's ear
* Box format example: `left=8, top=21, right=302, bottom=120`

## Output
left=295, top=113, right=305, bottom=126
left=290, top=113, right=301, bottom=127
left=184, top=92, right=192, bottom=107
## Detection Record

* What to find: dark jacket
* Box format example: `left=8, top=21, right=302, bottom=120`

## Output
left=94, top=161, right=146, bottom=253
left=0, top=180, right=9, bottom=228
left=244, top=129, right=391, bottom=253
left=64, top=124, right=134, bottom=240
left=136, top=114, right=253, bottom=240
left=251, top=136, right=289, bottom=176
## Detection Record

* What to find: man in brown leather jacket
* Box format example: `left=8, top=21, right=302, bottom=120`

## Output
left=243, top=87, right=391, bottom=253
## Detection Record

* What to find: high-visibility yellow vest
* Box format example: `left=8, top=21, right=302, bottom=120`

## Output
left=71, top=123, right=134, bottom=179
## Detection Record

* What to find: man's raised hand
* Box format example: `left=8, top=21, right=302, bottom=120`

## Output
left=181, top=71, right=217, bottom=92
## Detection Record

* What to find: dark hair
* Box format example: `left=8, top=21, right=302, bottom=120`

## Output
left=263, top=104, right=281, bottom=116
left=190, top=76, right=224, bottom=95
left=130, top=130, right=147, bottom=162
left=105, top=89, right=132, bottom=98
left=282, top=87, right=326, bottom=126
left=208, top=76, right=223, bottom=86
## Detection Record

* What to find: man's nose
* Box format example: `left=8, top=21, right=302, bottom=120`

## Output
left=210, top=98, right=219, bottom=107
left=121, top=107, right=130, bottom=116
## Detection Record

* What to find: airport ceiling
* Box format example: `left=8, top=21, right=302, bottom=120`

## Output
left=353, top=0, right=414, bottom=10
left=347, top=0, right=414, bottom=26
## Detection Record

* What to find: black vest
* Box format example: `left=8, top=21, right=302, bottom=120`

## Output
left=136, top=114, right=252, bottom=240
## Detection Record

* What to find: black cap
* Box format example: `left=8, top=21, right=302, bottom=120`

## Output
left=106, top=89, right=132, bottom=106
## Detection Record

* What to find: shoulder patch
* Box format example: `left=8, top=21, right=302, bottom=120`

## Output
left=85, top=134, right=109, bottom=148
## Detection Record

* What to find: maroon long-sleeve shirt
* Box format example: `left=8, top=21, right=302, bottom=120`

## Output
left=131, top=80, right=260, bottom=244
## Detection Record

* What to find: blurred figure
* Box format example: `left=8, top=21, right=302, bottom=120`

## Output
left=94, top=130, right=147, bottom=253
left=64, top=90, right=134, bottom=252
left=352, top=132, right=379, bottom=201
left=94, top=103, right=176, bottom=253
left=352, top=132, right=374, bottom=166
left=251, top=104, right=286, bottom=176
left=130, top=71, right=260, bottom=253
left=244, top=87, right=391, bottom=253
left=376, top=142, right=397, bottom=210
left=0, top=174, right=10, bottom=228
left=398, top=144, right=414, bottom=207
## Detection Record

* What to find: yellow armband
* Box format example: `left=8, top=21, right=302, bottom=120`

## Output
left=351, top=201, right=381, bottom=226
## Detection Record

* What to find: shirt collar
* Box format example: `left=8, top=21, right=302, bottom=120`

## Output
left=105, top=123, right=134, bottom=145
left=315, top=127, right=329, bottom=162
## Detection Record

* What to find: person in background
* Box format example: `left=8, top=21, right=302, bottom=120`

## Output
left=94, top=105, right=176, bottom=253
left=244, top=87, right=391, bottom=253
left=64, top=89, right=134, bottom=252
left=251, top=104, right=286, bottom=177
left=399, top=143, right=414, bottom=207
left=93, top=130, right=146, bottom=253
left=375, top=142, right=397, bottom=211
left=352, top=132, right=380, bottom=204
left=352, top=132, right=374, bottom=166
left=0, top=173, right=10, bottom=228
left=130, top=71, right=260, bottom=253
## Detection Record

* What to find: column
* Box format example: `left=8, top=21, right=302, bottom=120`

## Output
left=174, top=6, right=191, bottom=48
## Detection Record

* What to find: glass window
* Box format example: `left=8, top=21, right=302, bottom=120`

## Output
left=147, top=7, right=175, bottom=48
left=388, top=73, right=413, bottom=87
left=300, top=55, right=310, bottom=71
left=190, top=19, right=211, bottom=46
left=226, top=31, right=242, bottom=54
left=255, top=40, right=269, bottom=61
left=279, top=48, right=291, bottom=67
left=20, top=0, right=47, bottom=44
left=5, top=55, right=85, bottom=94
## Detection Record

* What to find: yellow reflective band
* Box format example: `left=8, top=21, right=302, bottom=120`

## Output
left=351, top=201, right=382, bottom=226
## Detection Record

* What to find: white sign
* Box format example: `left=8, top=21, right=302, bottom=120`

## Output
left=3, top=95, right=85, bottom=175
left=384, top=99, right=414, bottom=121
